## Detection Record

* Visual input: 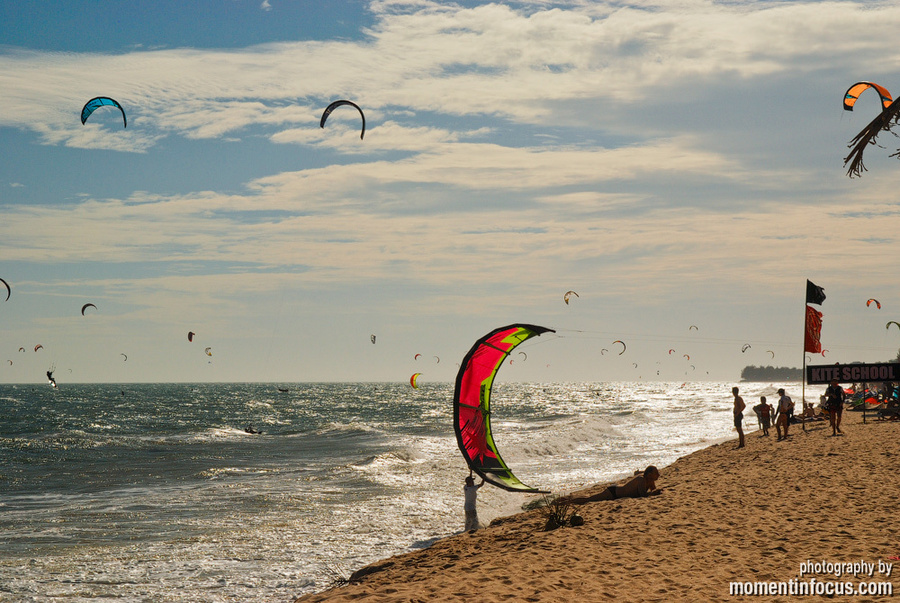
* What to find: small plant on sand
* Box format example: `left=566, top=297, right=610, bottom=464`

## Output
left=537, top=494, right=580, bottom=531
left=323, top=563, right=350, bottom=588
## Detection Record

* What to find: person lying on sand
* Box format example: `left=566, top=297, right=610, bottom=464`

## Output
left=566, top=466, right=662, bottom=504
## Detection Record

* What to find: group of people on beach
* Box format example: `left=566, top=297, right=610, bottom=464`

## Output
left=732, top=386, right=797, bottom=445
left=732, top=379, right=846, bottom=448
left=462, top=381, right=852, bottom=531
left=461, top=380, right=856, bottom=530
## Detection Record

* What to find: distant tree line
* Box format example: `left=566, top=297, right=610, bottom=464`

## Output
left=740, top=365, right=802, bottom=382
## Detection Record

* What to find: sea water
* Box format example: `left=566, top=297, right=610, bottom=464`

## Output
left=0, top=381, right=792, bottom=602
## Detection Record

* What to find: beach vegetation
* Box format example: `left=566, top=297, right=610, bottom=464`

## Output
left=845, top=98, right=900, bottom=177
left=323, top=564, right=350, bottom=588
left=536, top=495, right=578, bottom=531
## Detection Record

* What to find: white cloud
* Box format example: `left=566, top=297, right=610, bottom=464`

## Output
left=1, top=1, right=899, bottom=147
left=4, top=1, right=900, bottom=380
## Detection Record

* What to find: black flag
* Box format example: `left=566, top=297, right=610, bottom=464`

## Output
left=806, top=280, right=826, bottom=305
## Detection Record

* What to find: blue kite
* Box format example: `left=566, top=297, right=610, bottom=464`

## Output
left=81, top=97, right=127, bottom=128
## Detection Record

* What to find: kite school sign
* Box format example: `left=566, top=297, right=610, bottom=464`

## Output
left=807, top=363, right=900, bottom=385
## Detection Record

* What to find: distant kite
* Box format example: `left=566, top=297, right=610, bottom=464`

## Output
left=867, top=298, right=882, bottom=309
left=843, top=82, right=893, bottom=112
left=81, top=303, right=97, bottom=316
left=668, top=349, right=675, bottom=355
left=742, top=344, right=751, bottom=353
left=683, top=354, right=690, bottom=361
left=320, top=100, right=366, bottom=140
left=887, top=321, right=900, bottom=331
left=120, top=353, right=128, bottom=361
left=34, top=344, right=43, bottom=352
left=600, top=348, right=608, bottom=355
left=434, top=356, right=440, bottom=364
left=205, top=347, right=212, bottom=357
left=81, top=97, right=127, bottom=128
left=767, top=350, right=775, bottom=359
left=371, top=334, right=376, bottom=344
left=414, top=353, right=421, bottom=360
left=0, top=277, right=9, bottom=302
left=564, top=290, right=579, bottom=305
left=613, top=340, right=626, bottom=355
left=188, top=331, right=195, bottom=342
left=822, top=349, right=829, bottom=356
left=410, top=372, right=421, bottom=389
left=689, top=325, right=698, bottom=331
left=18, top=347, right=24, bottom=353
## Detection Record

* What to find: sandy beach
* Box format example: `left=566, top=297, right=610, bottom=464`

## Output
left=296, top=410, right=900, bottom=602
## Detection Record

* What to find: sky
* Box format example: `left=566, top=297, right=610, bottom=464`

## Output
left=3, top=0, right=900, bottom=384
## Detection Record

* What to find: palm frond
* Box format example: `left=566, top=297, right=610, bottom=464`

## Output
left=844, top=97, right=900, bottom=178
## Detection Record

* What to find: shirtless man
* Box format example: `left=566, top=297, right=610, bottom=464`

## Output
left=567, top=466, right=662, bottom=504
left=774, top=388, right=793, bottom=441
left=733, top=386, right=745, bottom=449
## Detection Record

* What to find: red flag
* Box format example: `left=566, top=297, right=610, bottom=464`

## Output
left=805, top=305, right=823, bottom=353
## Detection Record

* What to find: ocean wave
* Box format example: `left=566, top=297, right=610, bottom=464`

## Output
left=352, top=446, right=424, bottom=470
left=315, top=421, right=385, bottom=438
left=0, top=380, right=762, bottom=602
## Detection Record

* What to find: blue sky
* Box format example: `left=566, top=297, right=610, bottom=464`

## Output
left=3, top=0, right=900, bottom=384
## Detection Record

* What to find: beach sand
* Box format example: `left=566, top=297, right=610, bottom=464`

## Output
left=296, top=411, right=900, bottom=602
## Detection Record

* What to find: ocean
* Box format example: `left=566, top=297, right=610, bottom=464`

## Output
left=0, top=380, right=792, bottom=602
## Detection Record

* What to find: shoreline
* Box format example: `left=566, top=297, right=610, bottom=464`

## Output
left=295, top=411, right=900, bottom=602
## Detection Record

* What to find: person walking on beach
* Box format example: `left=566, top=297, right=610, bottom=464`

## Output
left=464, top=475, right=484, bottom=532
left=825, top=378, right=845, bottom=436
left=774, top=388, right=793, bottom=441
left=732, top=387, right=745, bottom=448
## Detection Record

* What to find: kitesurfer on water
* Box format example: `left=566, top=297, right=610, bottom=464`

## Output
left=464, top=475, right=484, bottom=532
left=566, top=466, right=662, bottom=504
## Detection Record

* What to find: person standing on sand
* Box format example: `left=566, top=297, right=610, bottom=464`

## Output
left=825, top=378, right=845, bottom=436
left=754, top=396, right=771, bottom=436
left=464, top=475, right=484, bottom=532
left=732, top=387, right=745, bottom=448
left=774, top=388, right=793, bottom=441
